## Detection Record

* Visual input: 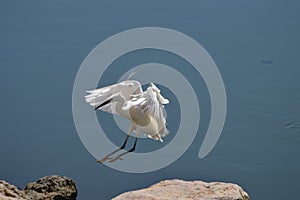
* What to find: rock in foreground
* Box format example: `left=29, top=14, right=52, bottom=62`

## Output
left=0, top=180, right=27, bottom=200
left=0, top=175, right=77, bottom=200
left=24, top=175, right=77, bottom=200
left=113, top=179, right=249, bottom=200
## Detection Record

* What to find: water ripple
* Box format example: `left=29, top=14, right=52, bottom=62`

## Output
left=284, top=121, right=300, bottom=133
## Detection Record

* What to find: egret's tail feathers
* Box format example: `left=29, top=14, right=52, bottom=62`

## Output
left=147, top=134, right=164, bottom=142
left=147, top=126, right=169, bottom=142
left=159, top=126, right=170, bottom=138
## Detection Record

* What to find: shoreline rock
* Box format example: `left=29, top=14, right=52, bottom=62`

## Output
left=0, top=180, right=27, bottom=200
left=113, top=179, right=250, bottom=200
left=0, top=175, right=77, bottom=200
left=1, top=177, right=249, bottom=200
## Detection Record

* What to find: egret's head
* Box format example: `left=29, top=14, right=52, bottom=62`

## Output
left=125, top=80, right=141, bottom=94
left=126, top=81, right=135, bottom=86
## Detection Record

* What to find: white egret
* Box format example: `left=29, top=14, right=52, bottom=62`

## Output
left=85, top=80, right=169, bottom=162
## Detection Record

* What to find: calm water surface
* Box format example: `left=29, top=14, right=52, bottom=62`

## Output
left=0, top=1, right=299, bottom=199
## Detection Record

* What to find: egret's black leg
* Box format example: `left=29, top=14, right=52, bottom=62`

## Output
left=120, top=134, right=130, bottom=149
left=128, top=137, right=138, bottom=152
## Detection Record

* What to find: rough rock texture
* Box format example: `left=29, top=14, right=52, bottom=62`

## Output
left=113, top=179, right=250, bottom=200
left=0, top=180, right=27, bottom=200
left=0, top=176, right=77, bottom=200
left=23, top=175, right=77, bottom=200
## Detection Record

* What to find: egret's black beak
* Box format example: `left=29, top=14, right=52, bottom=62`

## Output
left=94, top=98, right=112, bottom=110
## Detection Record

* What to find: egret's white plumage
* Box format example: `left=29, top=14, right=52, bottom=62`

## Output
left=85, top=80, right=169, bottom=142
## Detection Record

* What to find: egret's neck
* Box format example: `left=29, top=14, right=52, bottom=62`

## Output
left=114, top=95, right=130, bottom=119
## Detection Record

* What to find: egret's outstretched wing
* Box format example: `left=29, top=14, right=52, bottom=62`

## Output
left=84, top=80, right=142, bottom=114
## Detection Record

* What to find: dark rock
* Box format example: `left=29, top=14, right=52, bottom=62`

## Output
left=23, top=175, right=77, bottom=200
left=0, top=175, right=77, bottom=200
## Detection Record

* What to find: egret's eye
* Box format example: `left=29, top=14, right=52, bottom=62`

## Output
left=127, top=83, right=134, bottom=87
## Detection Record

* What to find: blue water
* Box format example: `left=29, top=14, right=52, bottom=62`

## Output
left=1, top=0, right=300, bottom=199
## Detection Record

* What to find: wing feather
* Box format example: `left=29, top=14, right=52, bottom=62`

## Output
left=85, top=80, right=142, bottom=115
left=123, top=86, right=169, bottom=137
